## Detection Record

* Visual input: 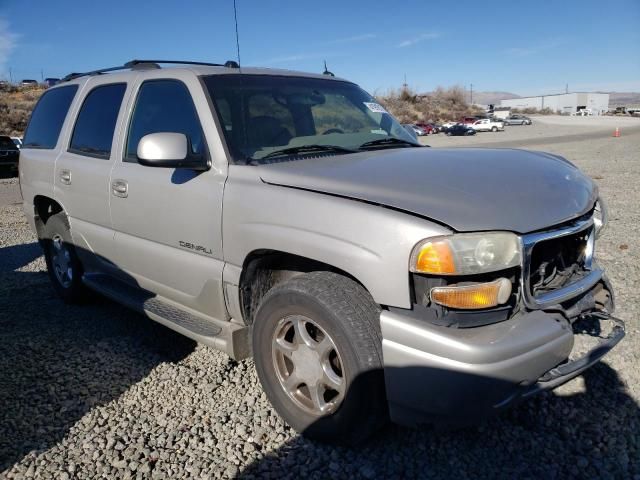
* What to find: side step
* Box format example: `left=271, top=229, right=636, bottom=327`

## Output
left=83, top=273, right=250, bottom=360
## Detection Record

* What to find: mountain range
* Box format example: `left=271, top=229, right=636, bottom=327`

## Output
left=469, top=91, right=640, bottom=107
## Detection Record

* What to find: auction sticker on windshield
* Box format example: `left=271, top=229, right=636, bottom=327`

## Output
left=364, top=102, right=387, bottom=113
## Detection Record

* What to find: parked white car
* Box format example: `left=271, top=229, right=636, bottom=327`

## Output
left=470, top=119, right=504, bottom=132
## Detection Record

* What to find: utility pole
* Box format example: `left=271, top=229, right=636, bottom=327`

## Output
left=402, top=73, right=408, bottom=90
left=470, top=83, right=473, bottom=105
left=565, top=83, right=568, bottom=94
left=41, top=69, right=44, bottom=82
left=9, top=67, right=13, bottom=83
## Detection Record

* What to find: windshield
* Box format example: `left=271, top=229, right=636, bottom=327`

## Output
left=202, top=74, right=418, bottom=164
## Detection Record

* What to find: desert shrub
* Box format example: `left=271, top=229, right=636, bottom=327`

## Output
left=0, top=86, right=44, bottom=136
left=376, top=86, right=483, bottom=124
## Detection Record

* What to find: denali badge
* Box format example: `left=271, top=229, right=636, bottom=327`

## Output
left=179, top=241, right=212, bottom=255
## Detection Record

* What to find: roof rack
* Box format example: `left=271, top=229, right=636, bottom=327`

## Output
left=61, top=59, right=239, bottom=82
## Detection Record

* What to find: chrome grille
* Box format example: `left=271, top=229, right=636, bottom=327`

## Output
left=520, top=217, right=602, bottom=309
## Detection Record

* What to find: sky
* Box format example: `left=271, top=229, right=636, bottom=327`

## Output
left=0, top=0, right=639, bottom=95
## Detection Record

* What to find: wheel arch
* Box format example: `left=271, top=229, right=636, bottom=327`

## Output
left=238, top=249, right=368, bottom=325
left=33, top=195, right=65, bottom=238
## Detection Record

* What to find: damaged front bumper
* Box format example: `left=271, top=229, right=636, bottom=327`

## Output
left=381, top=304, right=625, bottom=427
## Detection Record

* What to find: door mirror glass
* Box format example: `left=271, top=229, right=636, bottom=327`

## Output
left=137, top=132, right=209, bottom=170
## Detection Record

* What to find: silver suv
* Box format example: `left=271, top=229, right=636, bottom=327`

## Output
left=19, top=60, right=625, bottom=444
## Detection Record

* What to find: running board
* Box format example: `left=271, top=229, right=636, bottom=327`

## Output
left=83, top=273, right=250, bottom=360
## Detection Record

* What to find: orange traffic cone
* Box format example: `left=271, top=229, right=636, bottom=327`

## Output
left=613, top=127, right=621, bottom=137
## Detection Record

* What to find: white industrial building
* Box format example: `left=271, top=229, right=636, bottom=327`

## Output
left=500, top=93, right=609, bottom=115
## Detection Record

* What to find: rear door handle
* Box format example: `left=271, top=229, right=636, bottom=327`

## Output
left=59, top=169, right=71, bottom=185
left=111, top=180, right=128, bottom=198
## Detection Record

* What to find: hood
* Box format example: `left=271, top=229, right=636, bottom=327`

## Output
left=257, top=147, right=597, bottom=234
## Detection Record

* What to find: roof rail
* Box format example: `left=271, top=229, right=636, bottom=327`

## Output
left=61, top=59, right=236, bottom=83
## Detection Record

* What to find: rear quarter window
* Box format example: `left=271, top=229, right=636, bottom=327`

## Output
left=23, top=85, right=78, bottom=149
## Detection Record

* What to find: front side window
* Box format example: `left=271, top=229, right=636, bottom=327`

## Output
left=203, top=74, right=418, bottom=164
left=125, top=80, right=205, bottom=162
left=23, top=85, right=78, bottom=149
left=69, top=83, right=127, bottom=159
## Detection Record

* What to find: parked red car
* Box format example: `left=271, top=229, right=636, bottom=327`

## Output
left=460, top=117, right=479, bottom=125
left=414, top=122, right=436, bottom=134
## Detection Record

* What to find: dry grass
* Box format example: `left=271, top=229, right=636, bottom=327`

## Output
left=0, top=86, right=44, bottom=137
left=376, top=86, right=483, bottom=123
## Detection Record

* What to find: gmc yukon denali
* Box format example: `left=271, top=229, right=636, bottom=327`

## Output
left=19, top=60, right=625, bottom=444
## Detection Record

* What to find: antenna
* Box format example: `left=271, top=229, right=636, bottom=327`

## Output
left=233, top=0, right=241, bottom=68
left=323, top=61, right=334, bottom=76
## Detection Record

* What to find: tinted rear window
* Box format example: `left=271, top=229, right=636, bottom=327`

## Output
left=69, top=83, right=126, bottom=159
left=23, top=85, right=78, bottom=149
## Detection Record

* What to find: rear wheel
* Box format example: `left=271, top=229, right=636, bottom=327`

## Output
left=491, top=126, right=498, bottom=132
left=41, top=212, right=88, bottom=303
left=252, top=272, right=386, bottom=444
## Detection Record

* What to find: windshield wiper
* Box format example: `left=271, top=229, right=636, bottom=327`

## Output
left=259, top=144, right=357, bottom=161
left=358, top=137, right=421, bottom=150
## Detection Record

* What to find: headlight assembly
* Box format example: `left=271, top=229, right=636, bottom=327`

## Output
left=410, top=232, right=522, bottom=275
left=593, top=198, right=608, bottom=238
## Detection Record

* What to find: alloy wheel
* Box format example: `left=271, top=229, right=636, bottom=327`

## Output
left=50, top=234, right=73, bottom=288
left=272, top=315, right=345, bottom=416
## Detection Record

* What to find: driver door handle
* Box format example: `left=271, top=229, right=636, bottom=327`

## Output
left=111, top=180, right=128, bottom=198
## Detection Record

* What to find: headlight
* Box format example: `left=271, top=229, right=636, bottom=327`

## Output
left=593, top=198, right=608, bottom=238
left=410, top=232, right=522, bottom=275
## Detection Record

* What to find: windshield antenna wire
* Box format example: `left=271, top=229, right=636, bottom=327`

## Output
left=233, top=0, right=242, bottom=69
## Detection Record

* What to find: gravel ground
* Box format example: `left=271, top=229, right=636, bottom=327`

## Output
left=1, top=125, right=639, bottom=479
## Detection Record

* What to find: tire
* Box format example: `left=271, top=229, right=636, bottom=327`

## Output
left=41, top=211, right=88, bottom=303
left=252, top=271, right=386, bottom=445
left=491, top=126, right=497, bottom=132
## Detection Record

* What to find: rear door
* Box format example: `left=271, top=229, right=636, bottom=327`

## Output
left=53, top=77, right=131, bottom=270
left=19, top=84, right=79, bottom=217
left=108, top=72, right=227, bottom=320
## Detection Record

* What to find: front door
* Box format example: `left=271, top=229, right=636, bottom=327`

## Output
left=109, top=75, right=227, bottom=320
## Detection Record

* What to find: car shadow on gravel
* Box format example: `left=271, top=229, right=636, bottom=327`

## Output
left=0, top=242, right=197, bottom=472
left=238, top=363, right=639, bottom=479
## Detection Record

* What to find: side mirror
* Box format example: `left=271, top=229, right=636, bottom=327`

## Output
left=137, top=132, right=209, bottom=170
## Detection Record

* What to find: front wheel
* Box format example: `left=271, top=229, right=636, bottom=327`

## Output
left=252, top=272, right=386, bottom=445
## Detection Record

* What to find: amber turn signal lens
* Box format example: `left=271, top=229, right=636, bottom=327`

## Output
left=414, top=241, right=456, bottom=274
left=430, top=278, right=511, bottom=310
